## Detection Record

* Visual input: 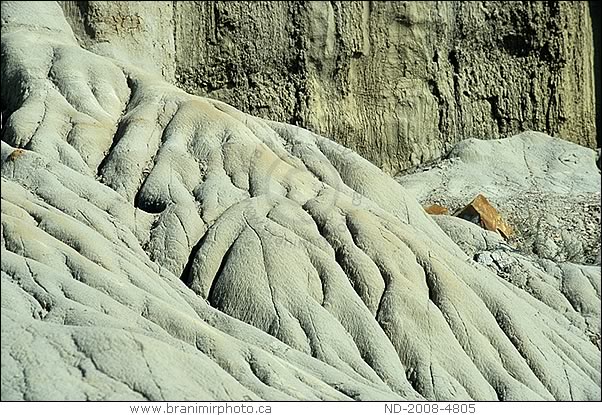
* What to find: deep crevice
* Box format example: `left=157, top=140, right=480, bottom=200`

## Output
left=76, top=1, right=96, bottom=39
left=179, top=229, right=211, bottom=288
left=486, top=96, right=505, bottom=134
left=590, top=1, right=602, bottom=148
left=207, top=241, right=237, bottom=307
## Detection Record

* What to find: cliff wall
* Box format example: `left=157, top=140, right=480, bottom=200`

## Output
left=58, top=1, right=596, bottom=174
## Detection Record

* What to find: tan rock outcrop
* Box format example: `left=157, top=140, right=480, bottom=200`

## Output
left=424, top=204, right=449, bottom=216
left=455, top=194, right=514, bottom=239
left=57, top=1, right=597, bottom=174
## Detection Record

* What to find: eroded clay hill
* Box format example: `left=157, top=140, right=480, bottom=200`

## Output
left=1, top=1, right=600, bottom=401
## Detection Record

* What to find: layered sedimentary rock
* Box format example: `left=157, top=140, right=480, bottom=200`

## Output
left=1, top=1, right=600, bottom=401
left=58, top=1, right=597, bottom=173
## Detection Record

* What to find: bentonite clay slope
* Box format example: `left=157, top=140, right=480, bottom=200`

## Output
left=396, top=133, right=601, bottom=265
left=1, top=2, right=600, bottom=401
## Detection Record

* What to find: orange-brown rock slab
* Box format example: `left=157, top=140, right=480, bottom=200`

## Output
left=456, top=194, right=514, bottom=238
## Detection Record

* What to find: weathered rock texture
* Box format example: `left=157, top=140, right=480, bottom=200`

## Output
left=1, top=1, right=600, bottom=401
left=57, top=1, right=597, bottom=174
left=397, top=132, right=602, bottom=265
left=433, top=216, right=601, bottom=351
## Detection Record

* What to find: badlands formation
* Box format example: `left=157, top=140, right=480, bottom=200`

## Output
left=1, top=1, right=601, bottom=401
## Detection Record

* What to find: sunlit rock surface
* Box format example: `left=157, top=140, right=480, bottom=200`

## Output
left=1, top=1, right=600, bottom=401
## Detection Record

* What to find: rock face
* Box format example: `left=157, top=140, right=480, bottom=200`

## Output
left=454, top=194, right=514, bottom=239
left=1, top=1, right=601, bottom=401
left=57, top=1, right=597, bottom=174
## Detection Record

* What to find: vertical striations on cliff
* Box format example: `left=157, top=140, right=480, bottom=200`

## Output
left=59, top=1, right=597, bottom=174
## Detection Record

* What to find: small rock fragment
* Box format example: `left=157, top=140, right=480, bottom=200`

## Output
left=424, top=204, right=449, bottom=215
left=455, top=194, right=514, bottom=238
left=8, top=149, right=25, bottom=161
